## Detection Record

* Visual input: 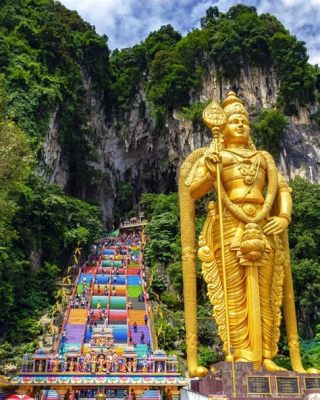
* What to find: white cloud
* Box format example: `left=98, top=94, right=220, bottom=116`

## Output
left=59, top=0, right=320, bottom=65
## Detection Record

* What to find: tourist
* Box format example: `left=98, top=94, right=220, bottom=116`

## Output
left=61, top=330, right=67, bottom=343
left=133, top=322, right=137, bottom=333
left=140, top=332, right=145, bottom=344
left=144, top=314, right=148, bottom=325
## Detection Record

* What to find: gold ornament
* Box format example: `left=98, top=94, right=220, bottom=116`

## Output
left=179, top=91, right=311, bottom=375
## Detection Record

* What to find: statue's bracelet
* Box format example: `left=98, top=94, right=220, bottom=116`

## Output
left=279, top=213, right=292, bottom=224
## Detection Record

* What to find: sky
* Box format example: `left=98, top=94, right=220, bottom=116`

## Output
left=59, top=0, right=320, bottom=65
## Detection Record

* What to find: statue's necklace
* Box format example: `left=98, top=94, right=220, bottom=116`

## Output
left=226, top=150, right=260, bottom=185
left=212, top=151, right=278, bottom=224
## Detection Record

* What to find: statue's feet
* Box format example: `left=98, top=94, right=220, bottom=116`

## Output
left=263, top=359, right=287, bottom=372
left=307, top=367, right=320, bottom=374
left=292, top=366, right=306, bottom=373
left=189, top=365, right=208, bottom=378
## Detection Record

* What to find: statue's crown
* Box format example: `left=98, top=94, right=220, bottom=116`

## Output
left=222, top=91, right=249, bottom=119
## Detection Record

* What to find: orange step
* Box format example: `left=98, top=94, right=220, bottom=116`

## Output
left=128, top=310, right=145, bottom=324
left=93, top=284, right=108, bottom=295
left=68, top=309, right=88, bottom=324
left=127, top=263, right=140, bottom=269
left=110, top=286, right=126, bottom=296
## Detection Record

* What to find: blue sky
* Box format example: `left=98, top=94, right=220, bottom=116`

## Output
left=60, top=0, right=320, bottom=65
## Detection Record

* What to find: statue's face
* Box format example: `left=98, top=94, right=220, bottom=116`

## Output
left=224, top=113, right=250, bottom=145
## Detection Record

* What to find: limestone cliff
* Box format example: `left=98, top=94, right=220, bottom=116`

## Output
left=42, top=63, right=320, bottom=225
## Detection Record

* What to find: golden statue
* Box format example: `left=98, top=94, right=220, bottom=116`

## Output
left=179, top=91, right=314, bottom=377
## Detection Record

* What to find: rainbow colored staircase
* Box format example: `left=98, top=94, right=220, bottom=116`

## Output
left=12, top=232, right=186, bottom=399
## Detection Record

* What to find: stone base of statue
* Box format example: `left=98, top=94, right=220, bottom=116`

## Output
left=189, top=362, right=320, bottom=399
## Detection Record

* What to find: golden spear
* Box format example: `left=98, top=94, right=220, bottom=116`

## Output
left=202, top=101, right=232, bottom=364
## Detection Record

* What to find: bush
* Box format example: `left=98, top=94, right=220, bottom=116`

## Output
left=251, top=108, right=287, bottom=159
left=198, top=346, right=221, bottom=368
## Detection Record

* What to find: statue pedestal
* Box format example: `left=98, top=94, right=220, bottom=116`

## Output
left=190, top=362, right=320, bottom=399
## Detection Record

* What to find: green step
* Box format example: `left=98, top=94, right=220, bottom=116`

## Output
left=109, top=296, right=126, bottom=310
left=91, top=296, right=108, bottom=308
left=128, top=286, right=141, bottom=297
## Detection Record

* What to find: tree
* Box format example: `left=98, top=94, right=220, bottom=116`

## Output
left=289, top=178, right=320, bottom=337
left=251, top=109, right=287, bottom=159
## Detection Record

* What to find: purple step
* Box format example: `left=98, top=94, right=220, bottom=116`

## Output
left=65, top=324, right=84, bottom=341
left=129, top=326, right=150, bottom=344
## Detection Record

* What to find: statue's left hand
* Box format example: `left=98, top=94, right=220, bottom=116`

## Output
left=263, top=217, right=288, bottom=235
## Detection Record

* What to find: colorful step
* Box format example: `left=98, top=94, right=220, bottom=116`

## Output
left=127, top=286, right=142, bottom=297
left=95, top=274, right=109, bottom=284
left=91, top=296, right=108, bottom=308
left=109, top=310, right=127, bottom=321
left=109, top=325, right=127, bottom=343
left=68, top=309, right=88, bottom=324
left=109, top=296, right=127, bottom=310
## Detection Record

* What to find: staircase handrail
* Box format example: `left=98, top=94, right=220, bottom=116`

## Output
left=80, top=277, right=94, bottom=354
left=54, top=268, right=81, bottom=354
left=139, top=247, right=155, bottom=351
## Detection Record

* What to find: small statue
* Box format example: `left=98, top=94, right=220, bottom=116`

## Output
left=132, top=358, right=137, bottom=373
left=53, top=357, right=60, bottom=373
left=69, top=359, right=74, bottom=372
left=179, top=91, right=316, bottom=377
left=91, top=356, right=97, bottom=373
left=38, top=360, right=43, bottom=373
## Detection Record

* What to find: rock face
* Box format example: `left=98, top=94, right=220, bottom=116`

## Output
left=41, top=64, right=320, bottom=225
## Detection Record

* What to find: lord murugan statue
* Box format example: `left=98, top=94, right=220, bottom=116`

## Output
left=179, top=91, right=315, bottom=377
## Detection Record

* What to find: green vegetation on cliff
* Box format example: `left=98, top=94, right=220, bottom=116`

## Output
left=0, top=76, right=103, bottom=346
left=110, top=5, right=318, bottom=120
left=0, top=0, right=111, bottom=198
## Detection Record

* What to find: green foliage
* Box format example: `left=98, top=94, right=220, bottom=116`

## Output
left=141, top=193, right=180, bottom=265
left=145, top=212, right=179, bottom=264
left=301, top=340, right=320, bottom=369
left=160, top=292, right=181, bottom=310
left=270, top=33, right=317, bottom=113
left=12, top=174, right=103, bottom=261
left=0, top=171, right=103, bottom=342
left=110, top=4, right=318, bottom=122
left=147, top=50, right=191, bottom=121
left=198, top=346, right=221, bottom=368
left=181, top=100, right=211, bottom=128
left=0, top=340, right=38, bottom=373
left=115, top=182, right=135, bottom=216
left=166, top=262, right=183, bottom=297
left=110, top=45, right=146, bottom=108
left=64, top=226, right=90, bottom=245
left=140, top=192, right=179, bottom=218
left=155, top=309, right=185, bottom=351
left=290, top=177, right=320, bottom=261
left=0, top=0, right=111, bottom=144
left=273, top=355, right=291, bottom=370
left=144, top=25, right=182, bottom=63
left=289, top=177, right=320, bottom=336
left=0, top=81, right=34, bottom=242
left=251, top=108, right=287, bottom=159
left=13, top=317, right=43, bottom=343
